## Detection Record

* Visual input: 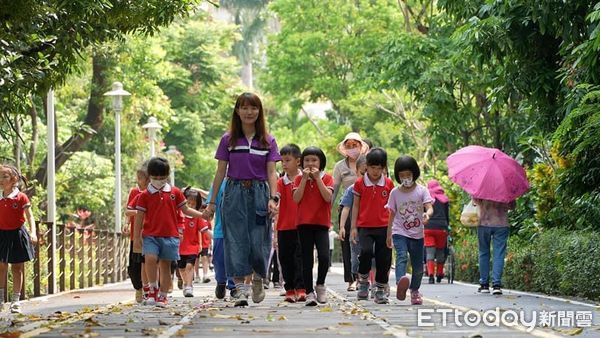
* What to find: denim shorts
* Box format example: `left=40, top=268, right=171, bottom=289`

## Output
left=221, top=179, right=272, bottom=278
left=143, top=236, right=180, bottom=261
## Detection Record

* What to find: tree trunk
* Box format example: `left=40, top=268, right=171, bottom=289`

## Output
left=27, top=96, right=39, bottom=178
left=33, top=52, right=110, bottom=189
left=241, top=61, right=253, bottom=89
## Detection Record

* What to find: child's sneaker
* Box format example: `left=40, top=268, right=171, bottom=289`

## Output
left=202, top=277, right=211, bottom=284
left=234, top=291, right=249, bottom=307
left=315, top=284, right=327, bottom=304
left=284, top=290, right=296, bottom=303
left=428, top=275, right=435, bottom=284
left=273, top=282, right=282, bottom=289
left=370, top=286, right=376, bottom=299
left=410, top=290, right=423, bottom=305
left=144, top=287, right=158, bottom=305
left=492, top=285, right=503, bottom=295
left=305, top=292, right=318, bottom=306
left=384, top=283, right=390, bottom=297
left=177, top=278, right=183, bottom=290
left=156, top=294, right=168, bottom=307
left=183, top=286, right=194, bottom=297
left=478, top=284, right=490, bottom=293
left=357, top=281, right=369, bottom=300
left=436, top=274, right=444, bottom=283
left=374, top=289, right=389, bottom=304
left=295, top=289, right=307, bottom=302
left=396, top=276, right=410, bottom=301
left=9, top=302, right=22, bottom=314
left=135, top=289, right=144, bottom=303
left=215, top=283, right=226, bottom=299
left=252, top=278, right=265, bottom=303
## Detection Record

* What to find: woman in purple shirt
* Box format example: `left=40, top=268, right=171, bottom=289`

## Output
left=205, top=93, right=281, bottom=307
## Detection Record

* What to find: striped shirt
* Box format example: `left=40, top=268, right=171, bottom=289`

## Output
left=215, top=132, right=281, bottom=180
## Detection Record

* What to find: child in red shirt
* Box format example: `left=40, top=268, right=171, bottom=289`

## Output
left=178, top=187, right=211, bottom=297
left=275, top=144, right=305, bottom=303
left=350, top=148, right=394, bottom=304
left=0, top=165, right=37, bottom=314
left=124, top=161, right=149, bottom=303
left=293, top=146, right=333, bottom=306
left=133, top=157, right=206, bottom=307
left=198, top=214, right=212, bottom=284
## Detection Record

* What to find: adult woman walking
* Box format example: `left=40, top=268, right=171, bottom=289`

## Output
left=332, top=132, right=369, bottom=291
left=205, top=93, right=281, bottom=307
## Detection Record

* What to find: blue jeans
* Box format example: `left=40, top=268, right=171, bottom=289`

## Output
left=221, top=179, right=272, bottom=278
left=393, top=234, right=424, bottom=290
left=212, top=238, right=235, bottom=289
left=477, top=226, right=509, bottom=286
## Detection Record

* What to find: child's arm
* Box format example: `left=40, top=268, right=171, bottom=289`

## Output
left=423, top=202, right=433, bottom=225
left=125, top=209, right=137, bottom=217
left=292, top=169, right=310, bottom=203
left=25, top=207, right=37, bottom=243
left=386, top=210, right=395, bottom=249
left=339, top=206, right=350, bottom=241
left=133, top=211, right=144, bottom=253
left=314, top=172, right=333, bottom=202
left=350, top=195, right=360, bottom=244
left=181, top=205, right=204, bottom=219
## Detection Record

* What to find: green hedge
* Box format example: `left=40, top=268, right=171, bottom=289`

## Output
left=453, top=228, right=600, bottom=301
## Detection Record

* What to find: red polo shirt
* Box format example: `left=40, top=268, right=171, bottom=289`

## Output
left=353, top=174, right=394, bottom=228
left=179, top=216, right=201, bottom=255
left=0, top=189, right=30, bottom=230
left=126, top=187, right=143, bottom=240
left=293, top=172, right=334, bottom=228
left=200, top=219, right=211, bottom=250
left=136, top=184, right=187, bottom=237
left=276, top=172, right=300, bottom=231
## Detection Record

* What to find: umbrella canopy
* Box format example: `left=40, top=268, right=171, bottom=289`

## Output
left=446, top=145, right=529, bottom=203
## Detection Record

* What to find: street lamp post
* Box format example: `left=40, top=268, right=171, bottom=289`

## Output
left=165, top=145, right=178, bottom=186
left=142, top=117, right=162, bottom=157
left=104, top=82, right=131, bottom=234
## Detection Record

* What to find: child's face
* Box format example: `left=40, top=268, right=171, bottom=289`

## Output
left=186, top=195, right=197, bottom=209
left=397, top=170, right=414, bottom=187
left=303, top=155, right=321, bottom=171
left=136, top=172, right=150, bottom=189
left=281, top=154, right=300, bottom=174
left=237, top=104, right=260, bottom=125
left=0, top=167, right=17, bottom=191
left=366, top=165, right=384, bottom=182
left=357, top=163, right=367, bottom=177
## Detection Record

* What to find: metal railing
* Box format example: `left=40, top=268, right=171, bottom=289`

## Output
left=2, top=222, right=129, bottom=301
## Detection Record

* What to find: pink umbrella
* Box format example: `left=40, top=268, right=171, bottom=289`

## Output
left=446, top=145, right=529, bottom=203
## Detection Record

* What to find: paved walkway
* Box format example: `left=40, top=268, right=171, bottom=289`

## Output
left=1, top=264, right=598, bottom=337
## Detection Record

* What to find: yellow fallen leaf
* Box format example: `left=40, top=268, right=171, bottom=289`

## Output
left=266, top=314, right=275, bottom=322
left=278, top=315, right=287, bottom=321
left=553, top=327, right=584, bottom=336
left=213, top=327, right=226, bottom=332
left=319, top=306, right=334, bottom=313
left=338, top=322, right=353, bottom=326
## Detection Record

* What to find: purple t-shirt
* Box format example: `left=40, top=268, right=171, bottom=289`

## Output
left=215, top=132, right=281, bottom=180
left=386, top=184, right=434, bottom=239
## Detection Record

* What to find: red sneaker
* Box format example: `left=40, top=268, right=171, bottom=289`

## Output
left=284, top=290, right=296, bottom=303
left=156, top=294, right=168, bottom=307
left=295, top=289, right=306, bottom=302
left=144, top=286, right=157, bottom=306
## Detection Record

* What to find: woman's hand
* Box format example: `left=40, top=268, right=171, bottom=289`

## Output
left=339, top=227, right=346, bottom=241
left=203, top=203, right=216, bottom=219
left=268, top=199, right=278, bottom=215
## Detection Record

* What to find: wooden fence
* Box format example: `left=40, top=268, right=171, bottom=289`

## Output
left=2, top=222, right=129, bottom=301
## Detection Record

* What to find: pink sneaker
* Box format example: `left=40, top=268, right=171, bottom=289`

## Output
left=396, top=276, right=410, bottom=301
left=410, top=290, right=423, bottom=305
left=156, top=294, right=168, bottom=307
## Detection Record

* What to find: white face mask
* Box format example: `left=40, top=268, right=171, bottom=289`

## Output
left=346, top=148, right=360, bottom=159
left=401, top=177, right=414, bottom=188
left=151, top=178, right=168, bottom=189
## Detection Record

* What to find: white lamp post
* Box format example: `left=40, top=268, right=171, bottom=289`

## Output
left=142, top=117, right=162, bottom=157
left=104, top=82, right=131, bottom=234
left=165, top=145, right=179, bottom=186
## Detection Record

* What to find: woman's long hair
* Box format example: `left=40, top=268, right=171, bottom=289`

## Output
left=229, top=92, right=269, bottom=148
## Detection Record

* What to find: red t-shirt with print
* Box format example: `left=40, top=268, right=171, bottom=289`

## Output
left=293, top=173, right=334, bottom=228
left=353, top=175, right=394, bottom=228
left=136, top=185, right=187, bottom=237
left=0, top=190, right=30, bottom=230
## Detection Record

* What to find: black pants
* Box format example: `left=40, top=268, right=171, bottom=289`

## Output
left=277, top=230, right=304, bottom=291
left=298, top=225, right=330, bottom=294
left=339, top=209, right=355, bottom=283
left=128, top=241, right=144, bottom=290
left=358, top=227, right=392, bottom=285
left=268, top=249, right=281, bottom=283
